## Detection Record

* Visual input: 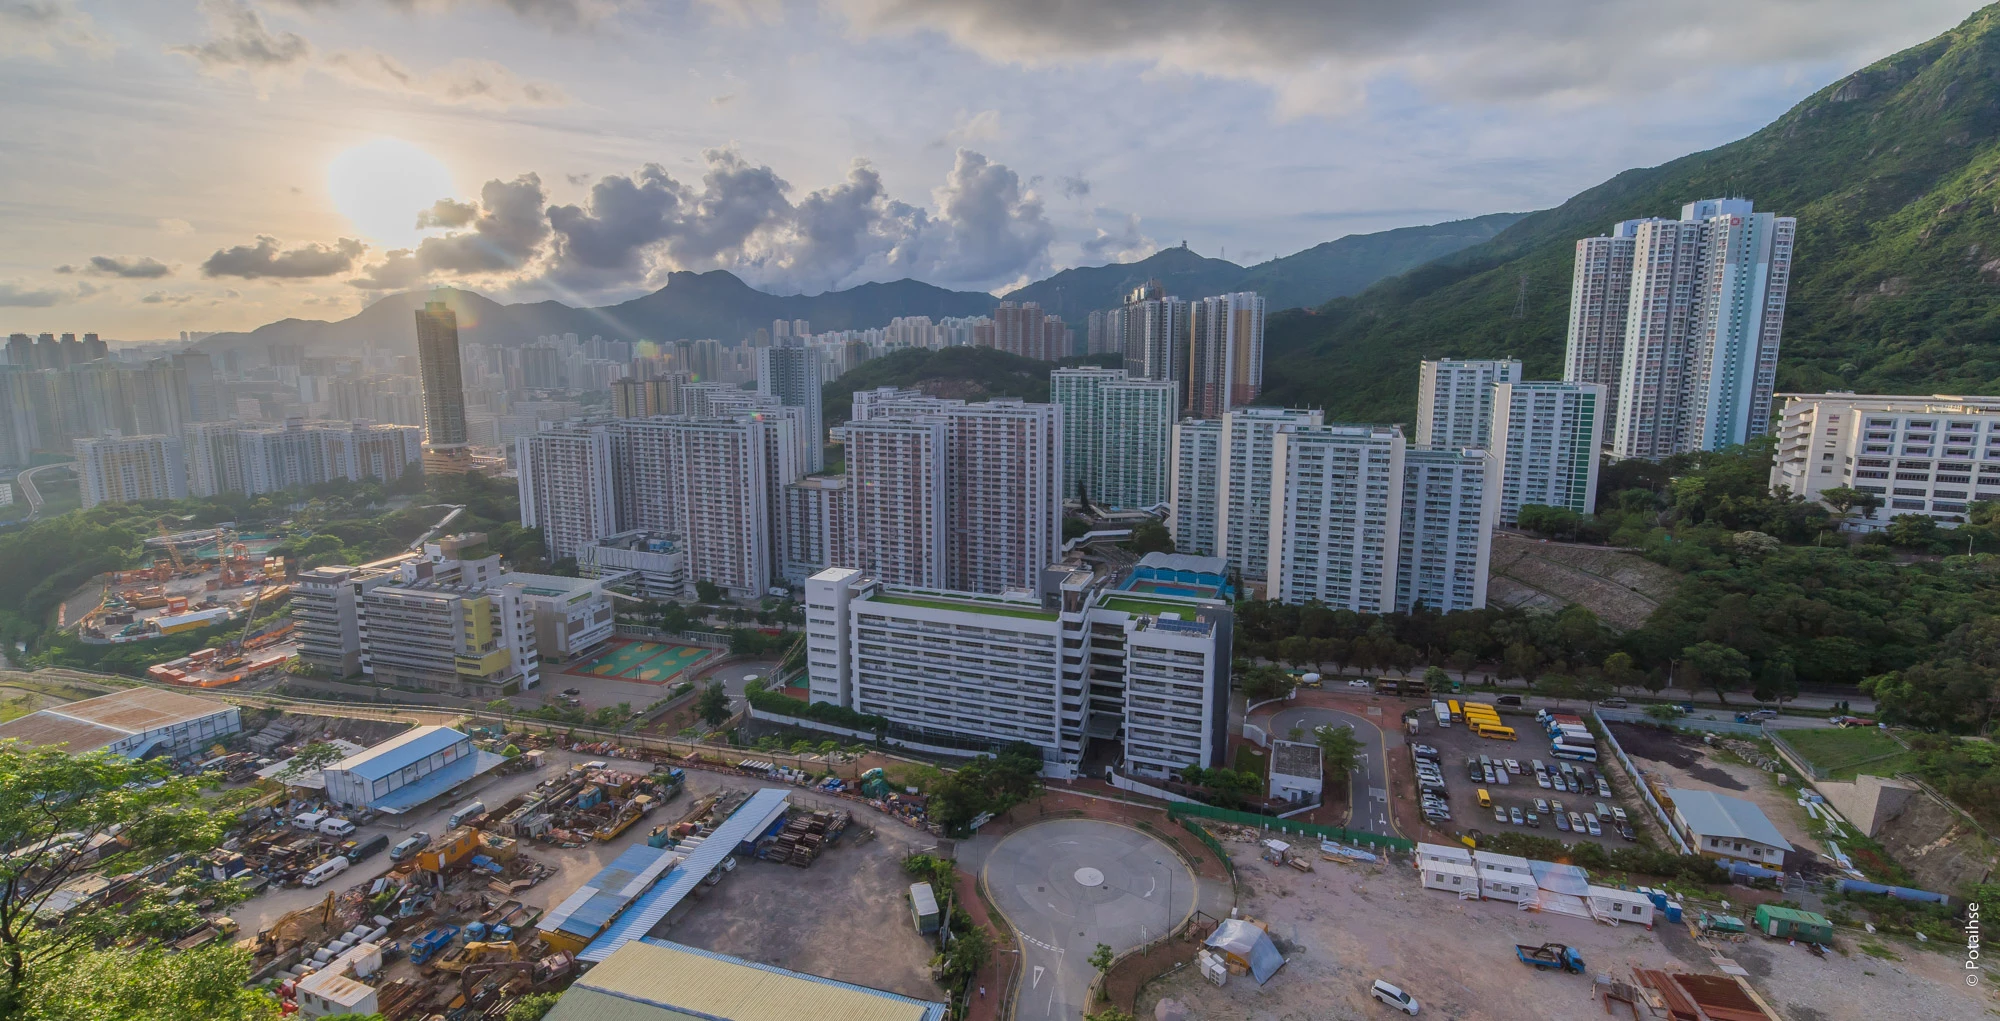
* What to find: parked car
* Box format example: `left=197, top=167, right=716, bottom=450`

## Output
left=1505, top=758, right=1521, bottom=775
left=1466, top=758, right=1483, bottom=782
left=1595, top=802, right=1613, bottom=820
left=1585, top=816, right=1603, bottom=837
left=1555, top=813, right=1571, bottom=832
left=1534, top=798, right=1550, bottom=815
left=1537, top=772, right=1553, bottom=789
left=1482, top=765, right=1497, bottom=785
left=1494, top=769, right=1510, bottom=786
left=1349, top=678, right=1372, bottom=689
left=1494, top=806, right=1508, bottom=824
left=1412, top=744, right=1440, bottom=761
left=1550, top=799, right=1564, bottom=818
left=1569, top=811, right=1586, bottom=832
left=390, top=832, right=431, bottom=862
left=1612, top=806, right=1628, bottom=824
left=1371, top=979, right=1421, bottom=1015
left=1525, top=811, right=1540, bottom=828
left=1509, top=807, right=1524, bottom=825
left=1618, top=823, right=1636, bottom=841
left=1597, top=779, right=1612, bottom=799
left=1566, top=775, right=1581, bottom=793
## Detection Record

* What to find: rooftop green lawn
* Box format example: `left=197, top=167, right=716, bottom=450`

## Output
left=1099, top=595, right=1205, bottom=618
left=867, top=593, right=1057, bottom=621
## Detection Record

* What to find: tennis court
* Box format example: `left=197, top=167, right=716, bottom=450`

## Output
left=572, top=640, right=716, bottom=683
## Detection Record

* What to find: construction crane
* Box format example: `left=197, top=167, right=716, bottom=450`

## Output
left=155, top=519, right=189, bottom=574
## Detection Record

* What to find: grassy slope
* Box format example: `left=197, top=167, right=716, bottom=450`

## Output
left=1258, top=4, right=2000, bottom=426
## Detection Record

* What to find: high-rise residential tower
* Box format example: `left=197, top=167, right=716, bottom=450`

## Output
left=1416, top=358, right=1520, bottom=449
left=76, top=434, right=187, bottom=508
left=756, top=339, right=825, bottom=472
left=1168, top=407, right=1324, bottom=585
left=1266, top=423, right=1405, bottom=610
left=1051, top=368, right=1176, bottom=510
left=1113, top=281, right=1189, bottom=393
left=1564, top=221, right=1642, bottom=410
left=1186, top=292, right=1266, bottom=417
left=516, top=424, right=619, bottom=560
left=1394, top=447, right=1500, bottom=614
left=1491, top=381, right=1606, bottom=525
left=414, top=300, right=471, bottom=474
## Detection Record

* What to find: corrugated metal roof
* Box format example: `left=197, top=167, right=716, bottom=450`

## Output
left=328, top=726, right=469, bottom=781
left=0, top=687, right=231, bottom=752
left=579, top=788, right=789, bottom=963
left=552, top=939, right=944, bottom=1021
left=541, top=844, right=681, bottom=940
left=1667, top=788, right=1793, bottom=851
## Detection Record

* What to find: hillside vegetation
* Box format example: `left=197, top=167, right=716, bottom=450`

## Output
left=821, top=347, right=1119, bottom=425
left=1260, top=3, right=2000, bottom=424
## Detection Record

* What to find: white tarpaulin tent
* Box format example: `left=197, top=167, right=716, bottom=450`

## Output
left=1204, top=919, right=1284, bottom=984
left=1529, top=860, right=1594, bottom=918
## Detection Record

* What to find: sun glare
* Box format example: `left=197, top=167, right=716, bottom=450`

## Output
left=327, top=137, right=455, bottom=248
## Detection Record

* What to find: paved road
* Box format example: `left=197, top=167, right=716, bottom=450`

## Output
left=1267, top=703, right=1398, bottom=837
left=981, top=819, right=1196, bottom=1021
left=15, top=461, right=70, bottom=520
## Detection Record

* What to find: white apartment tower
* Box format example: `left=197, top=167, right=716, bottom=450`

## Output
left=838, top=416, right=949, bottom=588
left=1416, top=358, right=1520, bottom=449
left=1395, top=447, right=1500, bottom=614
left=1186, top=292, right=1266, bottom=418
left=1169, top=419, right=1223, bottom=556
left=1170, top=407, right=1324, bottom=584
left=1491, top=381, right=1606, bottom=525
left=516, top=424, right=618, bottom=561
left=76, top=434, right=187, bottom=508
left=757, top=340, right=825, bottom=472
left=1570, top=199, right=1796, bottom=460
left=1769, top=393, right=2000, bottom=530
left=1266, top=424, right=1405, bottom=610
left=1051, top=368, right=1176, bottom=510
left=1113, top=280, right=1190, bottom=392
left=780, top=475, right=852, bottom=584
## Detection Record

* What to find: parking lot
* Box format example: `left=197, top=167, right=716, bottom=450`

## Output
left=1407, top=705, right=1635, bottom=847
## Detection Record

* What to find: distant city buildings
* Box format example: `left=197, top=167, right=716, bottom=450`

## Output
left=1106, top=280, right=1189, bottom=391
left=1563, top=198, right=1796, bottom=460
left=991, top=301, right=1071, bottom=361
left=0, top=350, right=218, bottom=467
left=1186, top=292, right=1266, bottom=417
left=183, top=418, right=422, bottom=498
left=1768, top=392, right=2000, bottom=531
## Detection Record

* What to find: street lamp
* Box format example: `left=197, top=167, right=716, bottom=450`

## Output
left=1154, top=858, right=1173, bottom=938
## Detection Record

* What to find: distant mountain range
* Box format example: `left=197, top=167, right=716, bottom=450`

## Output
left=1258, top=3, right=2000, bottom=425
left=194, top=214, right=1525, bottom=358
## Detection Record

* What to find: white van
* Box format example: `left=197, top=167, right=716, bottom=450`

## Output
left=318, top=818, right=356, bottom=838
left=292, top=811, right=328, bottom=831
left=301, top=856, right=350, bottom=887
left=448, top=801, right=486, bottom=829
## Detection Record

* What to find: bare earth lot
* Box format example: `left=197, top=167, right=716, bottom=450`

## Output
left=1138, top=844, right=1993, bottom=1020
left=1608, top=724, right=1826, bottom=857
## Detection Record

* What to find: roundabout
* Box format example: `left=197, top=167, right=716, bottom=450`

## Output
left=982, top=818, right=1197, bottom=1020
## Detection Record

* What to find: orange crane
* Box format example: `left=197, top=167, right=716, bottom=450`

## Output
left=155, top=520, right=189, bottom=575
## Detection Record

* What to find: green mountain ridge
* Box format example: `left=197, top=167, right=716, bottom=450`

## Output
left=1259, top=3, right=2000, bottom=425
left=1001, top=212, right=1526, bottom=325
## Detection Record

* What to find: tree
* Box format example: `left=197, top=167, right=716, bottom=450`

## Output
left=1312, top=724, right=1364, bottom=781
left=23, top=942, right=279, bottom=1021
left=1422, top=665, right=1451, bottom=692
left=1602, top=652, right=1642, bottom=692
left=1886, top=513, right=1942, bottom=550
left=0, top=747, right=241, bottom=1015
left=1819, top=486, right=1881, bottom=526
left=1129, top=521, right=1174, bottom=554
left=505, top=993, right=560, bottom=1021
left=694, top=579, right=724, bottom=604
left=1237, top=665, right=1296, bottom=701
left=1645, top=704, right=1680, bottom=724
left=1533, top=672, right=1582, bottom=708
left=1680, top=642, right=1751, bottom=702
left=1084, top=1010, right=1139, bottom=1021
left=1087, top=942, right=1115, bottom=988
left=696, top=680, right=730, bottom=726
left=276, top=740, right=348, bottom=782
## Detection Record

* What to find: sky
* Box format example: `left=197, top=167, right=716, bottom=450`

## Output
left=0, top=0, right=1987, bottom=339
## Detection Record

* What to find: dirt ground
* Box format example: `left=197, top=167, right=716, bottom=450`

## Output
left=1135, top=840, right=1995, bottom=1020
left=664, top=794, right=945, bottom=1001
left=1486, top=532, right=1681, bottom=630
left=1608, top=724, right=1826, bottom=857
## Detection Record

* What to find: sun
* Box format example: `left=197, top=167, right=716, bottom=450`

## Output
left=327, top=137, right=455, bottom=248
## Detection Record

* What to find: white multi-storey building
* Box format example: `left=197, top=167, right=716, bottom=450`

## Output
left=183, top=419, right=422, bottom=497
left=1769, top=393, right=2000, bottom=530
left=1166, top=408, right=1324, bottom=586
left=1110, top=280, right=1189, bottom=389
left=1186, top=292, right=1265, bottom=418
left=837, top=416, right=948, bottom=588
left=76, top=434, right=186, bottom=507
left=1395, top=447, right=1500, bottom=614
left=781, top=475, right=852, bottom=585
left=1575, top=199, right=1796, bottom=461
left=1051, top=368, right=1176, bottom=510
left=1266, top=424, right=1405, bottom=610
left=1416, top=359, right=1520, bottom=449
left=1169, top=419, right=1223, bottom=555
left=1490, top=381, right=1606, bottom=525
left=577, top=530, right=686, bottom=600
left=516, top=424, right=618, bottom=561
left=803, top=565, right=1231, bottom=779
left=293, top=556, right=417, bottom=677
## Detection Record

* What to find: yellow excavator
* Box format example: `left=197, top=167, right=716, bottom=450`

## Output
left=433, top=940, right=520, bottom=973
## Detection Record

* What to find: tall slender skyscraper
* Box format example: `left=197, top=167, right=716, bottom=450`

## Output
left=1115, top=281, right=1189, bottom=394
left=756, top=340, right=825, bottom=472
left=1186, top=292, right=1265, bottom=417
left=414, top=300, right=471, bottom=473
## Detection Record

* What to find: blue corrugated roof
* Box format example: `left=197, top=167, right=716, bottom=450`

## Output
left=367, top=749, right=507, bottom=813
left=330, top=726, right=469, bottom=781
left=580, top=788, right=790, bottom=962
left=542, top=843, right=681, bottom=939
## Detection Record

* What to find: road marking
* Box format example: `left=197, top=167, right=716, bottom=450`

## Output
left=1021, top=934, right=1063, bottom=953
left=1032, top=965, right=1046, bottom=987
left=1370, top=787, right=1388, bottom=801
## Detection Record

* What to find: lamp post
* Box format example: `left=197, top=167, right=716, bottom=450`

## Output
left=1155, top=858, right=1173, bottom=938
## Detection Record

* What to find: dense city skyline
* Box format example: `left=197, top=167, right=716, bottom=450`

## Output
left=1, top=0, right=1981, bottom=337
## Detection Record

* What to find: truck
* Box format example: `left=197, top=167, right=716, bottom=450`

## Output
left=409, top=925, right=461, bottom=966
left=1515, top=943, right=1586, bottom=973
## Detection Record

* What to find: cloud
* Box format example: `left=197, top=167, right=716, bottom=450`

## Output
left=0, top=282, right=64, bottom=307
left=1081, top=211, right=1154, bottom=264
left=141, top=291, right=194, bottom=305
left=201, top=236, right=367, bottom=278
left=321, top=50, right=569, bottom=107
left=173, top=1, right=566, bottom=108
left=158, top=218, right=196, bottom=234
left=820, top=0, right=1976, bottom=115
left=268, top=0, right=618, bottom=31
left=0, top=0, right=111, bottom=58
left=944, top=108, right=1001, bottom=144
left=917, top=149, right=1054, bottom=286
left=352, top=174, right=552, bottom=289
left=171, top=0, right=310, bottom=76
left=1057, top=175, right=1091, bottom=200
left=81, top=255, right=172, bottom=279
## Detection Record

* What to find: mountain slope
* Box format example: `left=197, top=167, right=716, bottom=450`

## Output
left=197, top=272, right=998, bottom=356
left=1000, top=213, right=1526, bottom=322
left=1259, top=4, right=2000, bottom=425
